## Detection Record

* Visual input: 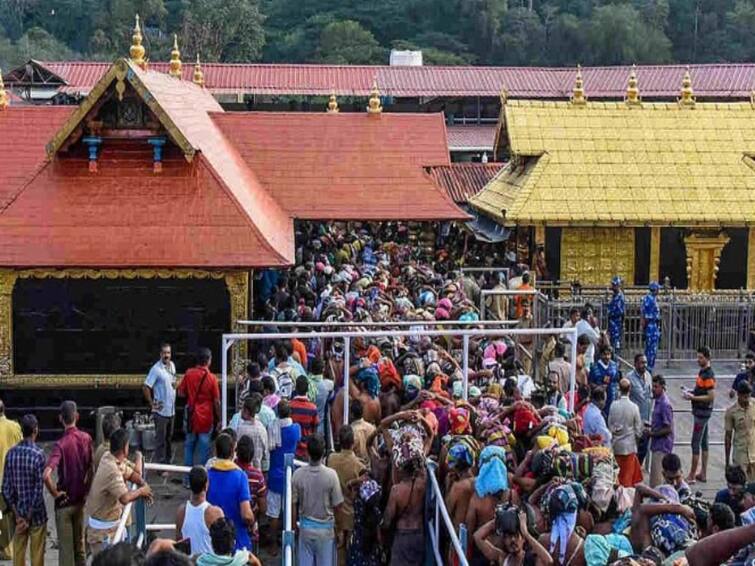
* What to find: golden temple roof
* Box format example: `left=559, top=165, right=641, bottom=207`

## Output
left=469, top=99, right=755, bottom=226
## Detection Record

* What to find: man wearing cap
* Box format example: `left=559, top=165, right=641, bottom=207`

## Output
left=607, top=276, right=625, bottom=355
left=642, top=282, right=662, bottom=372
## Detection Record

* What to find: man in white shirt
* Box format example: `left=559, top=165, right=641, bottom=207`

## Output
left=608, top=379, right=644, bottom=487
left=143, top=342, right=176, bottom=469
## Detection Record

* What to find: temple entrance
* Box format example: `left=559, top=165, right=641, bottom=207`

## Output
left=684, top=231, right=731, bottom=292
left=12, top=277, right=230, bottom=374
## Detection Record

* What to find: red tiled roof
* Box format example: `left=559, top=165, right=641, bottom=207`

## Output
left=428, top=163, right=503, bottom=204
left=447, top=124, right=497, bottom=151
left=211, top=111, right=467, bottom=220
left=0, top=106, right=73, bottom=209
left=41, top=61, right=755, bottom=98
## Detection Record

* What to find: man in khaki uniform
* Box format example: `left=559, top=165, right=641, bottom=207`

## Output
left=725, top=381, right=755, bottom=481
left=327, top=426, right=366, bottom=566
left=0, top=401, right=22, bottom=560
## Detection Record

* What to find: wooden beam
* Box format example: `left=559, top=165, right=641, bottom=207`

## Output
left=650, top=227, right=661, bottom=282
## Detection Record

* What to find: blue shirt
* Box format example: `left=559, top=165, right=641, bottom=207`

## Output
left=642, top=294, right=660, bottom=323
left=2, top=440, right=47, bottom=526
left=608, top=292, right=625, bottom=319
left=207, top=464, right=252, bottom=551
left=268, top=422, right=301, bottom=494
left=583, top=403, right=612, bottom=447
left=144, top=360, right=176, bottom=417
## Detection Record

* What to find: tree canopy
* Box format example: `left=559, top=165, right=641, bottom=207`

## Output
left=0, top=0, right=753, bottom=70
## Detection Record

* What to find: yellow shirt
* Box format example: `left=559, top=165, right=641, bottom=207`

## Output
left=725, top=398, right=755, bottom=465
left=0, top=416, right=22, bottom=485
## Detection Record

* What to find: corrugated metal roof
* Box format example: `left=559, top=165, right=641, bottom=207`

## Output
left=447, top=124, right=497, bottom=151
left=41, top=61, right=755, bottom=99
left=428, top=163, right=503, bottom=204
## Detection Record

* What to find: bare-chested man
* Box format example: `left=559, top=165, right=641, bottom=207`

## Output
left=445, top=442, right=477, bottom=564
left=381, top=436, right=427, bottom=566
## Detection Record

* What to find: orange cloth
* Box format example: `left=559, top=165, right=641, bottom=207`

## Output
left=615, top=453, right=643, bottom=487
left=291, top=338, right=309, bottom=369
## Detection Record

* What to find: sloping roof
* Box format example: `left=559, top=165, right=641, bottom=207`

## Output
left=211, top=111, right=467, bottom=220
left=39, top=61, right=755, bottom=99
left=0, top=58, right=294, bottom=267
left=427, top=163, right=503, bottom=204
left=469, top=99, right=755, bottom=226
left=0, top=106, right=73, bottom=208
left=447, top=125, right=497, bottom=152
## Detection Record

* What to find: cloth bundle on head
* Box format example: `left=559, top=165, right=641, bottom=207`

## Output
left=484, top=341, right=507, bottom=360
left=475, top=446, right=509, bottom=497
left=512, top=404, right=542, bottom=434
left=590, top=459, right=617, bottom=514
left=392, top=432, right=425, bottom=470
left=545, top=482, right=587, bottom=563
left=359, top=479, right=381, bottom=502
left=446, top=441, right=475, bottom=470
left=584, top=534, right=632, bottom=566
left=449, top=407, right=471, bottom=435
left=469, top=385, right=482, bottom=399
left=378, top=358, right=401, bottom=391
left=356, top=366, right=380, bottom=398
left=403, top=374, right=422, bottom=392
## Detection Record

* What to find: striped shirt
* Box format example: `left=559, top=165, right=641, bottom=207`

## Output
left=3, top=440, right=47, bottom=526
left=235, top=459, right=267, bottom=543
left=290, top=396, right=319, bottom=459
left=235, top=417, right=269, bottom=472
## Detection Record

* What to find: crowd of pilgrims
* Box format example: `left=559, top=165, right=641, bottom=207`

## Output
left=3, top=221, right=755, bottom=566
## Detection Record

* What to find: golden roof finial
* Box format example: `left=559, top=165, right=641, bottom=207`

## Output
left=326, top=92, right=339, bottom=113
left=750, top=87, right=755, bottom=108
left=570, top=64, right=586, bottom=106
left=0, top=69, right=8, bottom=111
left=679, top=67, right=696, bottom=107
left=130, top=14, right=147, bottom=69
left=169, top=34, right=182, bottom=78
left=367, top=80, right=382, bottom=115
left=193, top=53, right=205, bottom=87
left=500, top=88, right=508, bottom=106
left=625, top=64, right=641, bottom=106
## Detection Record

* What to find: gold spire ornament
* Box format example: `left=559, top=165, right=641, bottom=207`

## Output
left=130, top=14, right=147, bottom=69
left=570, top=64, right=586, bottom=106
left=679, top=67, right=696, bottom=107
left=367, top=81, right=382, bottom=115
left=625, top=64, right=641, bottom=106
left=0, top=69, right=8, bottom=111
left=326, top=92, right=339, bottom=113
left=168, top=34, right=182, bottom=78
left=193, top=54, right=205, bottom=87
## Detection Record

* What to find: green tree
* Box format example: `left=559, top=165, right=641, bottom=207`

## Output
left=497, top=8, right=545, bottom=64
left=725, top=0, right=755, bottom=59
left=317, top=20, right=384, bottom=64
left=0, top=27, right=79, bottom=69
left=181, top=0, right=265, bottom=62
left=587, top=4, right=672, bottom=64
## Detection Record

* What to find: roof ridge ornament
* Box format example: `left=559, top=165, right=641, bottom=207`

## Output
left=326, top=92, right=339, bottom=113
left=625, top=64, right=641, bottom=106
left=679, top=67, right=695, bottom=107
left=500, top=88, right=508, bottom=106
left=0, top=68, right=8, bottom=111
left=193, top=53, right=205, bottom=87
left=169, top=34, right=182, bottom=78
left=751, top=87, right=755, bottom=108
left=130, top=14, right=147, bottom=69
left=367, top=80, right=382, bottom=115
left=570, top=64, right=586, bottom=106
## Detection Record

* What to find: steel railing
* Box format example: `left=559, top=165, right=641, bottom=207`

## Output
left=426, top=460, right=469, bottom=566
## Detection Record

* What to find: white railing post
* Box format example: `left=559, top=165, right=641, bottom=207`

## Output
left=343, top=336, right=351, bottom=428
left=221, top=336, right=234, bottom=428
left=569, top=327, right=578, bottom=412
left=462, top=334, right=470, bottom=401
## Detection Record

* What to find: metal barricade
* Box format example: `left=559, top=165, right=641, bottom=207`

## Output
left=426, top=460, right=469, bottom=566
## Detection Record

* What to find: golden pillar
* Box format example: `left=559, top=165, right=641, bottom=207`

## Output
left=684, top=231, right=730, bottom=291
left=0, top=270, right=17, bottom=378
left=748, top=228, right=755, bottom=290
left=650, top=227, right=661, bottom=282
left=225, top=270, right=250, bottom=375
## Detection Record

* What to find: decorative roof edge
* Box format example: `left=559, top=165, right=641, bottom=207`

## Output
left=45, top=58, right=197, bottom=162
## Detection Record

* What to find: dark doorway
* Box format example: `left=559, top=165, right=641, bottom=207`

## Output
left=660, top=228, right=688, bottom=289
left=545, top=227, right=562, bottom=282
left=717, top=229, right=748, bottom=289
left=634, top=228, right=651, bottom=285
left=13, top=278, right=230, bottom=374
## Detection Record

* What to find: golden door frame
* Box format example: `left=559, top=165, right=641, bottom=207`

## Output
left=0, top=268, right=249, bottom=388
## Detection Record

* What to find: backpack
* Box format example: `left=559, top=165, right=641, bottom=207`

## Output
left=272, top=365, right=295, bottom=399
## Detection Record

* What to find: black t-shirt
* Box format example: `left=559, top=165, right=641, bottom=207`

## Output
left=692, top=366, right=716, bottom=418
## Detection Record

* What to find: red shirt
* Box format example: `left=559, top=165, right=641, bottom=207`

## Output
left=46, top=427, right=93, bottom=507
left=178, top=366, right=220, bottom=434
left=289, top=396, right=319, bottom=459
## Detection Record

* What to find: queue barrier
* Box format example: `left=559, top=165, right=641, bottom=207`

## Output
left=426, top=460, right=469, bottom=566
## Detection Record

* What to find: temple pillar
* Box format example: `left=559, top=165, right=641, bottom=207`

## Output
left=748, top=228, right=755, bottom=290
left=650, top=227, right=661, bottom=282
left=225, top=270, right=250, bottom=374
left=0, top=270, right=17, bottom=379
left=683, top=231, right=730, bottom=291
